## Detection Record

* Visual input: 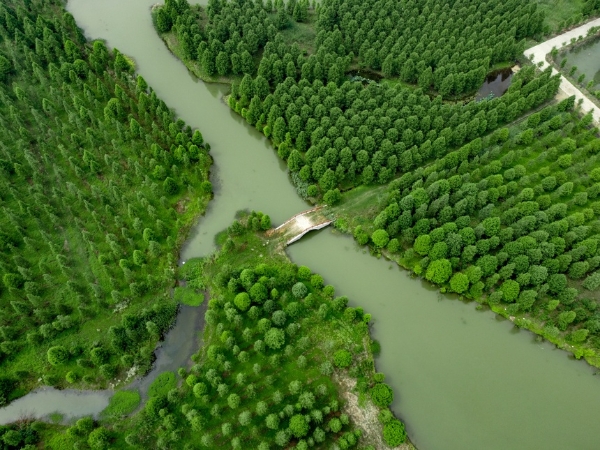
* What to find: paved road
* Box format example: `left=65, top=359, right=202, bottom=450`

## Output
left=524, top=18, right=600, bottom=126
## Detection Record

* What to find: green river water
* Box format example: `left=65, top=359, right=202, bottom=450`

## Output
left=2, top=0, right=600, bottom=448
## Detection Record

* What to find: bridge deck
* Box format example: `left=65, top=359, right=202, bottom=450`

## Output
left=267, top=206, right=333, bottom=246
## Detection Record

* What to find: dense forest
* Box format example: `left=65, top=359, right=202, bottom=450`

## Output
left=45, top=212, right=405, bottom=450
left=0, top=0, right=212, bottom=403
left=157, top=0, right=563, bottom=203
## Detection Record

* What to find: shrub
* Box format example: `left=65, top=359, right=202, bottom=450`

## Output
left=88, top=427, right=110, bottom=450
left=371, top=383, right=394, bottom=407
left=47, top=346, right=68, bottom=366
left=383, top=420, right=407, bottom=446
left=333, top=350, right=352, bottom=368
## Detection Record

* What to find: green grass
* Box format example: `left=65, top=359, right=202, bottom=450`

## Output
left=101, top=390, right=141, bottom=419
left=534, top=0, right=586, bottom=33
left=173, top=286, right=205, bottom=306
left=280, top=13, right=318, bottom=54
left=148, top=371, right=177, bottom=398
left=48, top=412, right=64, bottom=424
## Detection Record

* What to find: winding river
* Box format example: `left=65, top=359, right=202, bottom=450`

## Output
left=3, top=0, right=600, bottom=448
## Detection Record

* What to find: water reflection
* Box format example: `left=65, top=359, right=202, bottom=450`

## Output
left=476, top=68, right=514, bottom=100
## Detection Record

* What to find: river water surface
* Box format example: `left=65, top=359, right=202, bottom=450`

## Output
left=13, top=0, right=600, bottom=448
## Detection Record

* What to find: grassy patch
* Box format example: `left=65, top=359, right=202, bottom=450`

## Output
left=534, top=0, right=586, bottom=33
left=173, top=286, right=204, bottom=306
left=148, top=371, right=177, bottom=398
left=48, top=412, right=64, bottom=424
left=101, top=390, right=141, bottom=419
left=280, top=14, right=318, bottom=54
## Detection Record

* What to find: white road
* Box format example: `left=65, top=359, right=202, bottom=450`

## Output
left=524, top=18, right=600, bottom=126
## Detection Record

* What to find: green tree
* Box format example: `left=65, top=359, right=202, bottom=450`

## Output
left=425, top=259, right=452, bottom=284
left=88, top=427, right=110, bottom=450
left=323, top=188, right=341, bottom=205
left=501, top=280, right=520, bottom=302
left=266, top=413, right=280, bottom=430
left=414, top=235, right=431, bottom=256
left=290, top=414, right=309, bottom=438
left=450, top=273, right=469, bottom=293
left=333, top=349, right=352, bottom=368
left=371, top=229, right=390, bottom=248
left=264, top=328, right=285, bottom=349
left=163, top=177, right=178, bottom=194
left=292, top=282, right=308, bottom=299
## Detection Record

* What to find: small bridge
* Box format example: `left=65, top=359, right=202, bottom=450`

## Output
left=267, top=206, right=333, bottom=246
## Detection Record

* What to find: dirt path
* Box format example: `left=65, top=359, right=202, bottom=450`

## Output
left=336, top=373, right=415, bottom=450
left=524, top=19, right=600, bottom=126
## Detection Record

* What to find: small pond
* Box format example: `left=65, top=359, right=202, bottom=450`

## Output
left=557, top=35, right=600, bottom=90
left=347, top=69, right=384, bottom=84
left=476, top=67, right=514, bottom=100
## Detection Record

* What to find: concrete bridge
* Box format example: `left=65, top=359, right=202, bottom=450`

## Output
left=267, top=206, right=333, bottom=246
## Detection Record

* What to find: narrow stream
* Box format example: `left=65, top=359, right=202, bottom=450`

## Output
left=5, top=0, right=599, bottom=448
left=0, top=304, right=204, bottom=425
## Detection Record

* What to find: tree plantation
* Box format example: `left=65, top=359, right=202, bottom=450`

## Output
left=0, top=0, right=599, bottom=448
left=0, top=0, right=212, bottom=401
left=50, top=213, right=403, bottom=449
left=363, top=100, right=600, bottom=358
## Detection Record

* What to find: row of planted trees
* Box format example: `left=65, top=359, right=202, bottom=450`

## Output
left=360, top=97, right=600, bottom=356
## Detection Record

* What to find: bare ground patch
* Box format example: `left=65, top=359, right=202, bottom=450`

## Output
left=335, top=373, right=415, bottom=450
